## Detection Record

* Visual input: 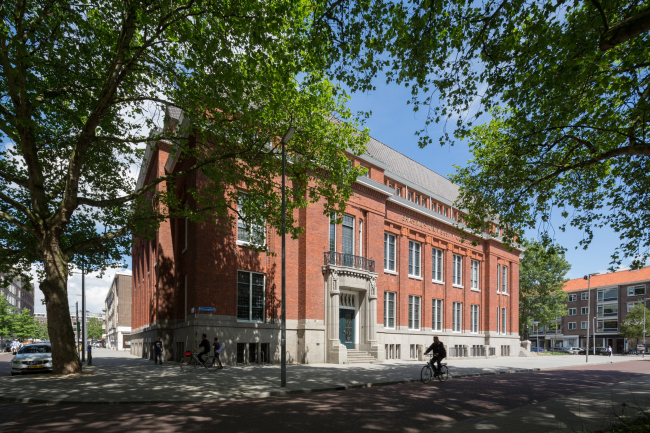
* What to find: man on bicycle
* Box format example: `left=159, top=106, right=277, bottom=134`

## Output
left=195, top=334, right=211, bottom=365
left=424, top=336, right=446, bottom=376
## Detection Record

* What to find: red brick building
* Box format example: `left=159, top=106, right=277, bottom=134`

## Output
left=130, top=108, right=523, bottom=364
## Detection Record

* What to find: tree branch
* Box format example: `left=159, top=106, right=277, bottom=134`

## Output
left=0, top=210, right=37, bottom=237
left=599, top=7, right=650, bottom=51
left=589, top=0, right=609, bottom=31
left=0, top=191, right=35, bottom=222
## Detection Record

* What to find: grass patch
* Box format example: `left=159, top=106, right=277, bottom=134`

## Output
left=537, top=352, right=571, bottom=356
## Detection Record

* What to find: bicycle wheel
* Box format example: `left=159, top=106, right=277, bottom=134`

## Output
left=421, top=365, right=433, bottom=384
left=437, top=365, right=449, bottom=382
left=180, top=356, right=197, bottom=372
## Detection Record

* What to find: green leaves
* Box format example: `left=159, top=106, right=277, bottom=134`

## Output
left=620, top=303, right=650, bottom=340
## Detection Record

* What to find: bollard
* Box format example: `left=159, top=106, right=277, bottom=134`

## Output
left=87, top=345, right=92, bottom=366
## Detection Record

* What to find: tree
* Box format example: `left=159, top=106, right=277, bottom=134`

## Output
left=13, top=308, right=38, bottom=341
left=34, top=321, right=49, bottom=341
left=313, top=1, right=650, bottom=267
left=0, top=296, right=15, bottom=340
left=620, top=303, right=650, bottom=346
left=518, top=239, right=571, bottom=340
left=0, top=1, right=368, bottom=374
left=87, top=318, right=103, bottom=341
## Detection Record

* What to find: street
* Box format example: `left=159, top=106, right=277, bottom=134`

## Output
left=0, top=350, right=649, bottom=432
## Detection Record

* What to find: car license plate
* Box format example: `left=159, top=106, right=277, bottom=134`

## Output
left=29, top=365, right=43, bottom=369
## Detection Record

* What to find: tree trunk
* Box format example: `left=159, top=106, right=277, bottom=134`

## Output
left=40, top=242, right=81, bottom=375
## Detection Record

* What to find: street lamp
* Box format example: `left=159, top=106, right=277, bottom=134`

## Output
left=584, top=272, right=599, bottom=363
left=280, top=127, right=295, bottom=388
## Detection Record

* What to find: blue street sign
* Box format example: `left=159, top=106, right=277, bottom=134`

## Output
left=198, top=307, right=215, bottom=312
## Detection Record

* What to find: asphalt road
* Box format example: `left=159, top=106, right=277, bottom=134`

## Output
left=0, top=360, right=649, bottom=433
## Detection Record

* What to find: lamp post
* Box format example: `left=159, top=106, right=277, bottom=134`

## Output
left=280, top=127, right=296, bottom=388
left=584, top=272, right=599, bottom=363
left=81, top=260, right=86, bottom=363
left=593, top=316, right=597, bottom=356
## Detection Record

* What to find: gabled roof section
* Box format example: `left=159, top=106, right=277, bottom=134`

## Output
left=363, top=136, right=460, bottom=203
left=563, top=266, right=650, bottom=292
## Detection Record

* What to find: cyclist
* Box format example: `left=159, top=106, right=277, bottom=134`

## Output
left=195, top=334, right=211, bottom=365
left=424, top=336, right=446, bottom=377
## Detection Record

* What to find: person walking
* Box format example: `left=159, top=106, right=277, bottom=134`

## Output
left=153, top=336, right=164, bottom=365
left=607, top=345, right=613, bottom=359
left=212, top=337, right=224, bottom=369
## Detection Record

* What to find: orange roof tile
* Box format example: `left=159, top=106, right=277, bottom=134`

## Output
left=563, top=266, right=650, bottom=292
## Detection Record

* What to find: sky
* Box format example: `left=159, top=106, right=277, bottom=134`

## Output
left=29, top=77, right=643, bottom=315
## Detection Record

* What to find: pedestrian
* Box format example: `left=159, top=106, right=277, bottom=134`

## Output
left=607, top=345, right=613, bottom=358
left=153, top=336, right=164, bottom=365
left=213, top=337, right=224, bottom=369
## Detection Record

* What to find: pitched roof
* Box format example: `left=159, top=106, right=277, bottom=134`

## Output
left=563, top=266, right=650, bottom=292
left=363, top=136, right=460, bottom=203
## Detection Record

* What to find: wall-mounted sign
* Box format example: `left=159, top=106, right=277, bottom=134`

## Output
left=198, top=307, right=215, bottom=312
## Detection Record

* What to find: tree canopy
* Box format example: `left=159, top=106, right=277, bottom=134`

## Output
left=0, top=0, right=368, bottom=373
left=87, top=317, right=103, bottom=341
left=518, top=239, right=571, bottom=339
left=620, top=303, right=650, bottom=340
left=314, top=0, right=650, bottom=267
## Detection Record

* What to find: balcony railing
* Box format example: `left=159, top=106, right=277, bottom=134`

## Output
left=324, top=251, right=375, bottom=273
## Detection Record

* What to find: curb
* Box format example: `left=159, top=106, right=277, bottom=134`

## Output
left=0, top=356, right=644, bottom=405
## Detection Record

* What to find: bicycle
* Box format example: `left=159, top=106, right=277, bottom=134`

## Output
left=180, top=350, right=217, bottom=372
left=421, top=356, right=449, bottom=384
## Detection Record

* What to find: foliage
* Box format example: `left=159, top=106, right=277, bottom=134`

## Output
left=620, top=303, right=650, bottom=340
left=0, top=0, right=369, bottom=373
left=518, top=239, right=571, bottom=338
left=87, top=318, right=103, bottom=341
left=13, top=308, right=39, bottom=341
left=0, top=296, right=15, bottom=337
left=34, top=321, right=49, bottom=341
left=312, top=0, right=650, bottom=267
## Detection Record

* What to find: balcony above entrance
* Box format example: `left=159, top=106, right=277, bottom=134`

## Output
left=324, top=252, right=375, bottom=273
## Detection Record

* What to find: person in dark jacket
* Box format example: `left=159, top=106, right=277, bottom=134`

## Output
left=424, top=336, right=446, bottom=376
left=195, top=334, right=211, bottom=365
left=153, top=336, right=163, bottom=365
left=212, top=337, right=224, bottom=369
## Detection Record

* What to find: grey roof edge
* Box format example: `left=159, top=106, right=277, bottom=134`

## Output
left=354, top=152, right=389, bottom=170
left=355, top=177, right=394, bottom=195
left=383, top=170, right=456, bottom=208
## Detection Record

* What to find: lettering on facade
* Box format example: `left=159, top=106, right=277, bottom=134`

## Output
left=401, top=215, right=466, bottom=244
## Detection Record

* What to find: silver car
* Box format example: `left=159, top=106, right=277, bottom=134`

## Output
left=10, top=343, right=53, bottom=375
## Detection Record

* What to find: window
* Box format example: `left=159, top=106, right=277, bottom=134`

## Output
left=342, top=214, right=354, bottom=256
left=408, top=295, right=421, bottom=330
left=501, top=265, right=508, bottom=294
left=384, top=292, right=396, bottom=329
left=496, top=264, right=501, bottom=293
left=581, top=292, right=589, bottom=300
left=471, top=305, right=479, bottom=333
left=415, top=196, right=420, bottom=205
left=597, top=288, right=618, bottom=302
left=452, top=254, right=463, bottom=286
left=329, top=213, right=336, bottom=251
left=581, top=307, right=588, bottom=315
left=501, top=307, right=507, bottom=334
left=568, top=294, right=577, bottom=302
left=568, top=308, right=577, bottom=316
left=360, top=165, right=369, bottom=177
left=627, top=302, right=642, bottom=312
left=432, top=299, right=443, bottom=331
left=237, top=194, right=265, bottom=245
left=471, top=260, right=480, bottom=290
left=396, top=187, right=401, bottom=197
left=359, top=219, right=363, bottom=257
left=444, top=208, right=448, bottom=217
left=568, top=322, right=577, bottom=330
left=408, top=241, right=421, bottom=277
left=384, top=233, right=396, bottom=272
left=597, top=303, right=618, bottom=317
left=182, top=217, right=188, bottom=252
left=432, top=248, right=444, bottom=282
left=581, top=321, right=588, bottom=329
left=437, top=205, right=442, bottom=213
left=237, top=271, right=265, bottom=322
left=496, top=307, right=500, bottom=333
left=408, top=192, right=413, bottom=201
left=628, top=285, right=646, bottom=297
left=452, top=302, right=462, bottom=332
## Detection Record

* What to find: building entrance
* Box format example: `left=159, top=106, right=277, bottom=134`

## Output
left=339, top=309, right=355, bottom=349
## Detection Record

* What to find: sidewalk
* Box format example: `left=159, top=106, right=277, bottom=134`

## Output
left=0, top=349, right=646, bottom=405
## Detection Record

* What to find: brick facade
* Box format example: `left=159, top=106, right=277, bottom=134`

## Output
left=130, top=112, right=522, bottom=364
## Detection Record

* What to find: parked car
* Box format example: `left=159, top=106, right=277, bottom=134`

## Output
left=567, top=347, right=586, bottom=355
left=593, top=347, right=608, bottom=356
left=531, top=347, right=546, bottom=352
left=550, top=348, right=572, bottom=354
left=10, top=343, right=52, bottom=376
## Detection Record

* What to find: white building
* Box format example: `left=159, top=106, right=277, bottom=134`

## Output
left=104, top=272, right=132, bottom=350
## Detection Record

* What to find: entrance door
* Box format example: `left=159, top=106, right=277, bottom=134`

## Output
left=616, top=339, right=624, bottom=354
left=339, top=309, right=355, bottom=349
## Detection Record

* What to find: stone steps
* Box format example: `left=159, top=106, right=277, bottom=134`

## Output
left=346, top=349, right=379, bottom=364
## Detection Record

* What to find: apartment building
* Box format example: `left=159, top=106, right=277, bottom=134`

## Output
left=1, top=274, right=34, bottom=315
left=130, top=107, right=522, bottom=364
left=531, top=267, right=650, bottom=353
left=104, top=272, right=133, bottom=350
